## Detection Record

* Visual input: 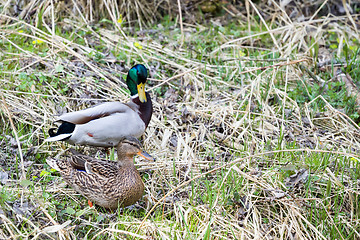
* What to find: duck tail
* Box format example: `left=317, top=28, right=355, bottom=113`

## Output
left=45, top=121, right=75, bottom=142
left=46, top=149, right=69, bottom=172
left=46, top=158, right=61, bottom=171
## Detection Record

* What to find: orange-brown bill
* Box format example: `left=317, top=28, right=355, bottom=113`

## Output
left=137, top=150, right=155, bottom=161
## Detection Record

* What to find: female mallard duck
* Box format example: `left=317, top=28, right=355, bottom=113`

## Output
left=47, top=136, right=154, bottom=209
left=46, top=64, right=152, bottom=147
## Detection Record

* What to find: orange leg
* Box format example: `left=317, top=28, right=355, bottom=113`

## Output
left=88, top=200, right=93, bottom=207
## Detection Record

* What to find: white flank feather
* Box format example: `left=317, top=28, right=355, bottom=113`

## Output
left=45, top=133, right=72, bottom=142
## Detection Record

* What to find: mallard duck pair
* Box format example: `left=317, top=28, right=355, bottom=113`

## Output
left=47, top=64, right=154, bottom=209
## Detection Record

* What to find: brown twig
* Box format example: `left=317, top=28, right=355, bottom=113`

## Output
left=177, top=0, right=184, bottom=47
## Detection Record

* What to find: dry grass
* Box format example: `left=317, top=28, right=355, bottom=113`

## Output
left=1, top=0, right=360, bottom=239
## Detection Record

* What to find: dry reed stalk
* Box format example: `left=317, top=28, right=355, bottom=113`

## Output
left=0, top=92, right=25, bottom=179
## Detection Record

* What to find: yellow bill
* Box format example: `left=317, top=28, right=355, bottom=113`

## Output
left=137, top=83, right=147, bottom=103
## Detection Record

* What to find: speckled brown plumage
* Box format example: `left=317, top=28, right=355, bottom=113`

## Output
left=47, top=136, right=154, bottom=210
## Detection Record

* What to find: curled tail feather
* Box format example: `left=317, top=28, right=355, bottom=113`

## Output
left=46, top=121, right=75, bottom=142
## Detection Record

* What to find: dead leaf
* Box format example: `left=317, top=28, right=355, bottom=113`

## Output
left=272, top=190, right=286, bottom=199
left=337, top=73, right=360, bottom=114
left=264, top=189, right=287, bottom=199
left=285, top=169, right=309, bottom=188
left=13, top=201, right=37, bottom=218
left=42, top=220, right=71, bottom=233
left=0, top=171, right=8, bottom=185
left=234, top=195, right=250, bottom=220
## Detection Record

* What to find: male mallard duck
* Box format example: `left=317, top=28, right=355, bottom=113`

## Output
left=46, top=64, right=152, bottom=147
left=47, top=136, right=154, bottom=210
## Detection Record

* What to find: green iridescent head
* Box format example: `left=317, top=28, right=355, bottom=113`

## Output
left=126, top=64, right=148, bottom=102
